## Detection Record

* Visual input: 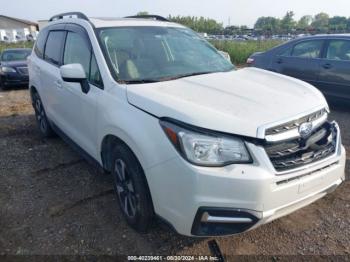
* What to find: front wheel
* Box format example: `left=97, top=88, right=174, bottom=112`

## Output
left=0, top=77, right=6, bottom=90
left=32, top=92, right=55, bottom=137
left=111, top=144, right=154, bottom=232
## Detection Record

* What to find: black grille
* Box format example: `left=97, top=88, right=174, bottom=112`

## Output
left=265, top=122, right=337, bottom=172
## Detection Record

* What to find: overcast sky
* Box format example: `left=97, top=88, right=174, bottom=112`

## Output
left=3, top=0, right=350, bottom=27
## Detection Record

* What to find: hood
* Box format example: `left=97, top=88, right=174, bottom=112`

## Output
left=0, top=60, right=28, bottom=67
left=126, top=67, right=327, bottom=138
left=251, top=51, right=264, bottom=57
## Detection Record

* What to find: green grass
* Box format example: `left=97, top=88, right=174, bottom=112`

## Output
left=210, top=40, right=283, bottom=65
left=0, top=42, right=34, bottom=53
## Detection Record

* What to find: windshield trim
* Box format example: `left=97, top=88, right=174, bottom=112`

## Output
left=95, top=26, right=234, bottom=85
left=121, top=68, right=235, bottom=85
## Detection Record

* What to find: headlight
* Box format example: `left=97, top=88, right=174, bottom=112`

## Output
left=160, top=120, right=252, bottom=167
left=0, top=66, right=16, bottom=73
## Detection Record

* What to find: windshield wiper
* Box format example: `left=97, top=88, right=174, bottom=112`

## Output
left=121, top=79, right=161, bottom=84
left=156, top=71, right=217, bottom=81
left=121, top=71, right=225, bottom=84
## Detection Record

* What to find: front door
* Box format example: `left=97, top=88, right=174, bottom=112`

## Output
left=271, top=39, right=324, bottom=88
left=58, top=25, right=104, bottom=159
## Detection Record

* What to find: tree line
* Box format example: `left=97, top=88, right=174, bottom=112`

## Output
left=254, top=11, right=350, bottom=35
left=137, top=11, right=350, bottom=35
left=137, top=12, right=223, bottom=34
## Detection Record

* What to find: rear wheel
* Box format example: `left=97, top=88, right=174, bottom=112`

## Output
left=111, top=144, right=154, bottom=232
left=32, top=91, right=55, bottom=137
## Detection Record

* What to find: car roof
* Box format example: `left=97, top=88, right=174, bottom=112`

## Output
left=294, top=34, right=350, bottom=41
left=47, top=16, right=185, bottom=29
left=263, top=34, right=350, bottom=54
left=89, top=17, right=185, bottom=28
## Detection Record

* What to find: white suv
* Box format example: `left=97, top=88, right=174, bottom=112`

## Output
left=28, top=12, right=346, bottom=236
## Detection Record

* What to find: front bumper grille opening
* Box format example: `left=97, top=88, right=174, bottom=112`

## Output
left=276, top=161, right=339, bottom=186
left=17, top=67, right=29, bottom=76
left=265, top=122, right=338, bottom=172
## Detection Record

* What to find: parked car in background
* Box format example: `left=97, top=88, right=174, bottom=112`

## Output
left=0, top=48, right=31, bottom=89
left=29, top=13, right=345, bottom=237
left=247, top=34, right=350, bottom=103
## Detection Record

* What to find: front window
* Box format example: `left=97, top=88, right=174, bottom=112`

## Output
left=291, top=40, right=323, bottom=59
left=98, top=26, right=234, bottom=83
left=63, top=31, right=103, bottom=87
left=1, top=49, right=31, bottom=62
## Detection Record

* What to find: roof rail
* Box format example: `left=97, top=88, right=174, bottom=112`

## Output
left=125, top=15, right=169, bottom=22
left=49, top=12, right=90, bottom=22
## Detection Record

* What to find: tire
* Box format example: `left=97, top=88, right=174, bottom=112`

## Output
left=32, top=91, right=55, bottom=137
left=0, top=78, right=6, bottom=91
left=111, top=143, right=154, bottom=232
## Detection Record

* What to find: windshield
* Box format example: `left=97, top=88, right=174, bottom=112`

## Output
left=98, top=27, right=234, bottom=83
left=1, top=50, right=31, bottom=62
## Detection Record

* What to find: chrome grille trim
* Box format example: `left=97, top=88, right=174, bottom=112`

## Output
left=266, top=108, right=327, bottom=136
left=266, top=127, right=328, bottom=158
left=265, top=112, right=328, bottom=142
left=271, top=142, right=336, bottom=170
left=264, top=121, right=341, bottom=174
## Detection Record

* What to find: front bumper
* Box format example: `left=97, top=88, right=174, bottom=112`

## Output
left=0, top=73, right=29, bottom=87
left=146, top=139, right=346, bottom=236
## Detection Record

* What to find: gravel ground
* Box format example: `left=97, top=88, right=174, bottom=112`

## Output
left=0, top=87, right=349, bottom=259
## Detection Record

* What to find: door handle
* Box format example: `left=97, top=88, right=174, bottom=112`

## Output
left=323, top=63, right=332, bottom=69
left=54, top=80, right=62, bottom=88
left=35, top=66, right=41, bottom=73
left=276, top=58, right=283, bottom=64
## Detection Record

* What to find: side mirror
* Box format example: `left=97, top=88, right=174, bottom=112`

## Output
left=218, top=51, right=231, bottom=63
left=60, top=64, right=90, bottom=94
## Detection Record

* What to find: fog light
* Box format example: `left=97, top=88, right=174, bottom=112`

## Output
left=191, top=207, right=260, bottom=236
left=201, top=212, right=253, bottom=224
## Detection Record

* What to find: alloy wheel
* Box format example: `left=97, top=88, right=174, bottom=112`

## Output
left=114, top=159, right=137, bottom=218
left=34, top=97, right=47, bottom=133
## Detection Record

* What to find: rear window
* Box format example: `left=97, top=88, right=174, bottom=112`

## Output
left=34, top=30, right=48, bottom=59
left=44, top=31, right=65, bottom=65
left=326, top=40, right=350, bottom=61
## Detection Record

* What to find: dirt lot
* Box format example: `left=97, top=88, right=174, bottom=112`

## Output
left=0, top=87, right=349, bottom=259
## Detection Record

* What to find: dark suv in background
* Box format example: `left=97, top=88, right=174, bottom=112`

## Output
left=247, top=35, right=350, bottom=103
left=0, top=48, right=31, bottom=90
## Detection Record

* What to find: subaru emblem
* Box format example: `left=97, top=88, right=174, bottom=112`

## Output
left=299, top=122, right=313, bottom=138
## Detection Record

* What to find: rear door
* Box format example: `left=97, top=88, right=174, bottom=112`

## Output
left=317, top=39, right=350, bottom=100
left=40, top=27, right=66, bottom=126
left=271, top=39, right=324, bottom=87
left=28, top=27, right=49, bottom=96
